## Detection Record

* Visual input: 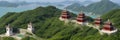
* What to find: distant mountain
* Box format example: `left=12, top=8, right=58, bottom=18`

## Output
left=81, top=0, right=94, bottom=6
left=49, top=1, right=80, bottom=9
left=67, top=3, right=84, bottom=11
left=0, top=1, right=18, bottom=7
left=0, top=0, right=94, bottom=8
left=0, top=1, right=30, bottom=7
left=15, top=1, right=30, bottom=5
left=54, top=0, right=94, bottom=9
left=67, top=0, right=120, bottom=15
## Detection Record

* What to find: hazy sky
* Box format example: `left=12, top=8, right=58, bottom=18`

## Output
left=0, top=0, right=119, bottom=3
left=0, top=0, right=100, bottom=2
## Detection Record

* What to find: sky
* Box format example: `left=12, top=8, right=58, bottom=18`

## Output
left=0, top=0, right=119, bottom=3
left=0, top=0, right=100, bottom=2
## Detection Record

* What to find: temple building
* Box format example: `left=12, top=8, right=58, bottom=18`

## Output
left=100, top=20, right=117, bottom=35
left=27, top=22, right=34, bottom=33
left=5, top=24, right=13, bottom=36
left=94, top=17, right=102, bottom=28
left=76, top=12, right=87, bottom=25
left=59, top=9, right=70, bottom=21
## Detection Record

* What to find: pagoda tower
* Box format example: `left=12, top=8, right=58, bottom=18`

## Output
left=27, top=22, right=34, bottom=33
left=76, top=12, right=86, bottom=25
left=100, top=20, right=117, bottom=35
left=94, top=17, right=102, bottom=28
left=5, top=24, right=13, bottom=36
left=59, top=8, right=70, bottom=21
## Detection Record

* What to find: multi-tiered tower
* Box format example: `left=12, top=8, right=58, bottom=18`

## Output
left=94, top=17, right=102, bottom=28
left=59, top=8, right=71, bottom=24
left=5, top=24, right=13, bottom=36
left=100, top=20, right=117, bottom=35
left=59, top=9, right=70, bottom=21
left=27, top=22, right=34, bottom=33
left=76, top=12, right=86, bottom=25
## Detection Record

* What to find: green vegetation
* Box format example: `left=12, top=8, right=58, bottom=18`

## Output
left=0, top=6, right=120, bottom=40
left=2, top=37, right=15, bottom=40
left=21, top=36, right=36, bottom=40
left=101, top=9, right=120, bottom=29
left=67, top=0, right=120, bottom=15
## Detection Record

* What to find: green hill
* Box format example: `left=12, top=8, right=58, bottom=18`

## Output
left=0, top=6, right=120, bottom=40
left=67, top=0, right=120, bottom=15
left=101, top=9, right=120, bottom=29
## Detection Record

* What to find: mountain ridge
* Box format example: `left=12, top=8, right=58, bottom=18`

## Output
left=66, top=0, right=120, bottom=15
left=0, top=6, right=120, bottom=40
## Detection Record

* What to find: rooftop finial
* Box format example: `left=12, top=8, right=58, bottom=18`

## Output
left=98, top=15, right=101, bottom=18
left=80, top=11, right=84, bottom=14
left=6, top=24, right=10, bottom=28
left=97, top=15, right=101, bottom=19
left=64, top=7, right=67, bottom=11
left=29, top=21, right=32, bottom=25
left=107, top=19, right=110, bottom=22
left=81, top=11, right=82, bottom=12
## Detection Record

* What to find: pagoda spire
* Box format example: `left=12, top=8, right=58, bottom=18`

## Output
left=107, top=19, right=110, bottom=22
left=80, top=11, right=83, bottom=13
left=64, top=7, right=67, bottom=11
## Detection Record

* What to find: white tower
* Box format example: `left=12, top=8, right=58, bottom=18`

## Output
left=5, top=24, right=13, bottom=36
left=27, top=22, right=34, bottom=33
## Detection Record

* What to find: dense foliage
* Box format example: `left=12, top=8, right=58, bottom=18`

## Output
left=67, top=0, right=120, bottom=15
left=2, top=37, right=15, bottom=40
left=101, top=9, right=120, bottom=29
left=0, top=6, right=120, bottom=40
left=21, top=36, right=36, bottom=40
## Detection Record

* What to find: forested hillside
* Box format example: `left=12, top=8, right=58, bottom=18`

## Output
left=67, top=0, right=120, bottom=15
left=101, top=9, right=120, bottom=29
left=0, top=6, right=120, bottom=40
